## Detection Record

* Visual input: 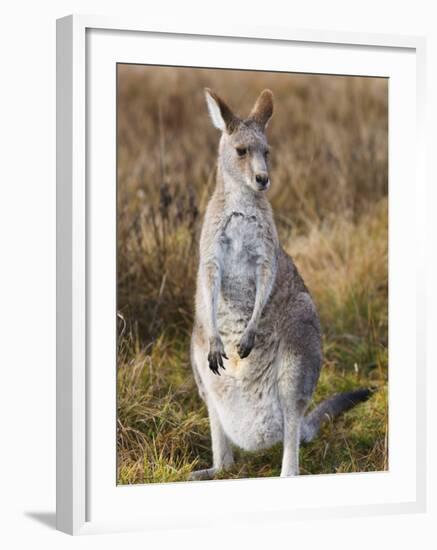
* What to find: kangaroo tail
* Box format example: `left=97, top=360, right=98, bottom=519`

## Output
left=300, top=388, right=374, bottom=444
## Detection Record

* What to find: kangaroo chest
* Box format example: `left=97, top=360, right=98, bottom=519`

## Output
left=217, top=211, right=272, bottom=340
left=219, top=211, right=264, bottom=296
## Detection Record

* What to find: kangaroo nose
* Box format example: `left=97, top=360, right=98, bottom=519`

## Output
left=255, top=174, right=269, bottom=187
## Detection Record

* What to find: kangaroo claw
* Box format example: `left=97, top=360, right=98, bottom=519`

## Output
left=208, top=337, right=227, bottom=374
left=237, top=327, right=256, bottom=359
left=208, top=350, right=227, bottom=374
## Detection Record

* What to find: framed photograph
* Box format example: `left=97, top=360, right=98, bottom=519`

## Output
left=56, top=15, right=427, bottom=535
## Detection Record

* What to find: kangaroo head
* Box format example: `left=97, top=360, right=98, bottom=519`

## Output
left=205, top=88, right=273, bottom=193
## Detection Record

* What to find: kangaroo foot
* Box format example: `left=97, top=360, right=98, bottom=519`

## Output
left=188, top=467, right=217, bottom=481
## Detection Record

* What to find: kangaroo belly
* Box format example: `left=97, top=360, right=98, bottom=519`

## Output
left=212, top=373, right=284, bottom=452
left=210, top=353, right=283, bottom=451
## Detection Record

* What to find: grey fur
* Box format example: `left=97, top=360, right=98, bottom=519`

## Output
left=190, top=89, right=371, bottom=479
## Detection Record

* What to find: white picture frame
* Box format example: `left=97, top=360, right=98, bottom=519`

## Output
left=56, top=14, right=427, bottom=535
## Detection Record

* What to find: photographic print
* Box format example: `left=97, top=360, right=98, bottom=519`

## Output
left=116, top=65, right=388, bottom=484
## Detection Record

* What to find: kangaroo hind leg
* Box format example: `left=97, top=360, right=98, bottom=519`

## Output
left=278, top=347, right=321, bottom=477
left=189, top=402, right=234, bottom=480
left=189, top=336, right=234, bottom=480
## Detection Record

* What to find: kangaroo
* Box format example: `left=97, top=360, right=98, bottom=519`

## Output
left=190, top=88, right=371, bottom=480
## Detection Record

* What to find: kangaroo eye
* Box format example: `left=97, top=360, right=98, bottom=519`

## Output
left=236, top=147, right=247, bottom=157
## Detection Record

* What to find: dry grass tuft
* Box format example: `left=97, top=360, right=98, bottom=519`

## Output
left=116, top=66, right=388, bottom=484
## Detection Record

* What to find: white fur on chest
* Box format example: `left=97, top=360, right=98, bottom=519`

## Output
left=221, top=211, right=263, bottom=261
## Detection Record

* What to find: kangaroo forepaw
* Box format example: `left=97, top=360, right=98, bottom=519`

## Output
left=208, top=337, right=228, bottom=375
left=237, top=327, right=256, bottom=359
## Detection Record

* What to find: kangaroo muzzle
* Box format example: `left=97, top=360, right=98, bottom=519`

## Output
left=255, top=173, right=269, bottom=190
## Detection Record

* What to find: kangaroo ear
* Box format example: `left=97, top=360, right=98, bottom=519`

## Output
left=204, top=88, right=239, bottom=133
left=249, top=89, right=273, bottom=129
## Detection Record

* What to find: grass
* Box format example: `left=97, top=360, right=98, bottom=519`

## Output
left=116, top=66, right=388, bottom=484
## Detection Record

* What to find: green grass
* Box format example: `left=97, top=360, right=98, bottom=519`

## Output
left=116, top=67, right=388, bottom=484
